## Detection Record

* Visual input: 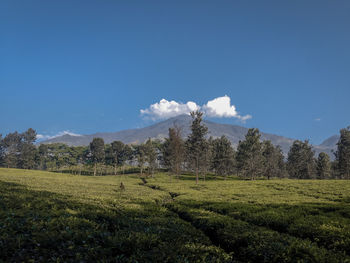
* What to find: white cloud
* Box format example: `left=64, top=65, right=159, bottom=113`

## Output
left=36, top=131, right=81, bottom=141
left=140, top=96, right=251, bottom=121
left=140, top=99, right=200, bottom=120
left=314, top=118, right=321, bottom=121
left=239, top=114, right=252, bottom=121
left=203, top=95, right=251, bottom=121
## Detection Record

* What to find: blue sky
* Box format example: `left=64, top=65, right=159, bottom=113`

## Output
left=1, top=0, right=349, bottom=144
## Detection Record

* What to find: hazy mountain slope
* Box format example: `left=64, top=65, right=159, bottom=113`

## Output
left=319, top=135, right=340, bottom=148
left=40, top=115, right=338, bottom=158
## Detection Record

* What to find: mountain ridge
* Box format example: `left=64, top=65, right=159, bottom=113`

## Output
left=40, top=115, right=338, bottom=158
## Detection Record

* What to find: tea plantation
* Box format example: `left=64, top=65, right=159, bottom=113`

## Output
left=0, top=168, right=349, bottom=262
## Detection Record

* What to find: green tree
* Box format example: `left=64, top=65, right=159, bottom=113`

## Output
left=262, top=140, right=285, bottom=179
left=89, top=138, right=105, bottom=176
left=211, top=136, right=235, bottom=179
left=287, top=140, right=316, bottom=179
left=144, top=138, right=157, bottom=177
left=134, top=144, right=146, bottom=176
left=38, top=144, right=48, bottom=170
left=74, top=146, right=88, bottom=175
left=121, top=144, right=133, bottom=174
left=316, top=152, right=331, bottom=179
left=3, top=131, right=22, bottom=168
left=106, top=141, right=126, bottom=175
left=236, top=128, right=263, bottom=180
left=335, top=127, right=350, bottom=179
left=186, top=111, right=208, bottom=184
left=0, top=134, right=4, bottom=167
left=45, top=143, right=71, bottom=170
left=18, top=128, right=37, bottom=169
left=163, top=126, right=185, bottom=179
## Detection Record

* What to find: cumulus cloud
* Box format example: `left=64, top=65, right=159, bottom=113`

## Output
left=140, top=99, right=200, bottom=120
left=203, top=95, right=251, bottom=121
left=140, top=96, right=251, bottom=121
left=36, top=131, right=81, bottom=141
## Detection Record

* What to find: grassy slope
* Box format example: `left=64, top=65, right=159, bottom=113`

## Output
left=0, top=168, right=350, bottom=262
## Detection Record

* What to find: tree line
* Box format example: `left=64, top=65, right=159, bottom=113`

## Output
left=1, top=111, right=350, bottom=180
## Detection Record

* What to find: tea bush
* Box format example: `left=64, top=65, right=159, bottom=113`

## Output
left=1, top=168, right=350, bottom=262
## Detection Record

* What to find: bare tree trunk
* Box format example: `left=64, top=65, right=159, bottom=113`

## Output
left=94, top=163, right=97, bottom=176
left=114, top=164, right=117, bottom=175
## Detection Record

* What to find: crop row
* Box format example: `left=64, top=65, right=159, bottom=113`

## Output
left=0, top=181, right=231, bottom=262
left=181, top=201, right=350, bottom=256
left=166, top=202, right=350, bottom=263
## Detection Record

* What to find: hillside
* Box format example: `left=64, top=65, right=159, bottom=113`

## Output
left=1, top=168, right=350, bottom=262
left=41, top=115, right=338, bottom=157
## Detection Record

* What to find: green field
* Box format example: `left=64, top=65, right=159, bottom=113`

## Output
left=0, top=168, right=350, bottom=262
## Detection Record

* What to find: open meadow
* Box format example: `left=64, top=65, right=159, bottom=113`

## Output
left=0, top=168, right=350, bottom=262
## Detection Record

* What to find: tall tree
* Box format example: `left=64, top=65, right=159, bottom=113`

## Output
left=121, top=144, right=133, bottom=174
left=89, top=138, right=105, bottom=176
left=134, top=144, right=146, bottom=176
left=2, top=131, right=22, bottom=168
left=236, top=128, right=263, bottom=180
left=18, top=128, right=37, bottom=169
left=316, top=152, right=331, bottom=179
left=211, top=136, right=235, bottom=179
left=287, top=140, right=316, bottom=179
left=262, top=140, right=285, bottom=179
left=107, top=141, right=125, bottom=175
left=186, top=111, right=208, bottom=184
left=335, top=127, right=350, bottom=179
left=74, top=146, right=88, bottom=175
left=144, top=138, right=157, bottom=177
left=163, top=126, right=185, bottom=179
left=0, top=134, right=4, bottom=167
left=38, top=144, right=48, bottom=170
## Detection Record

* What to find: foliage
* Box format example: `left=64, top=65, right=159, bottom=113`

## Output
left=89, top=138, right=105, bottom=176
left=2, top=131, right=22, bottom=168
left=0, top=134, right=5, bottom=167
left=162, top=126, right=185, bottom=178
left=134, top=143, right=147, bottom=176
left=335, top=127, right=350, bottom=179
left=287, top=140, right=316, bottom=179
left=144, top=138, right=158, bottom=177
left=18, top=128, right=37, bottom=169
left=262, top=141, right=285, bottom=179
left=105, top=141, right=132, bottom=175
left=236, top=128, right=264, bottom=180
left=210, top=136, right=235, bottom=178
left=316, top=152, right=331, bottom=179
left=186, top=111, right=209, bottom=184
left=2, top=125, right=350, bottom=182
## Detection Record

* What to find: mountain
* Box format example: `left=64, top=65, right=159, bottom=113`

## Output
left=313, top=135, right=339, bottom=158
left=319, top=135, right=339, bottom=148
left=40, top=115, right=338, bottom=158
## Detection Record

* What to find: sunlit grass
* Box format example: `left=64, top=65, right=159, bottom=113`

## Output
left=0, top=168, right=349, bottom=262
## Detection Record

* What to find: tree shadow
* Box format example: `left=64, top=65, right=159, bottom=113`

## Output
left=0, top=181, right=230, bottom=262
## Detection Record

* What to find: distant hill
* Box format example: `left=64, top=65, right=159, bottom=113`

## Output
left=40, top=115, right=339, bottom=158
